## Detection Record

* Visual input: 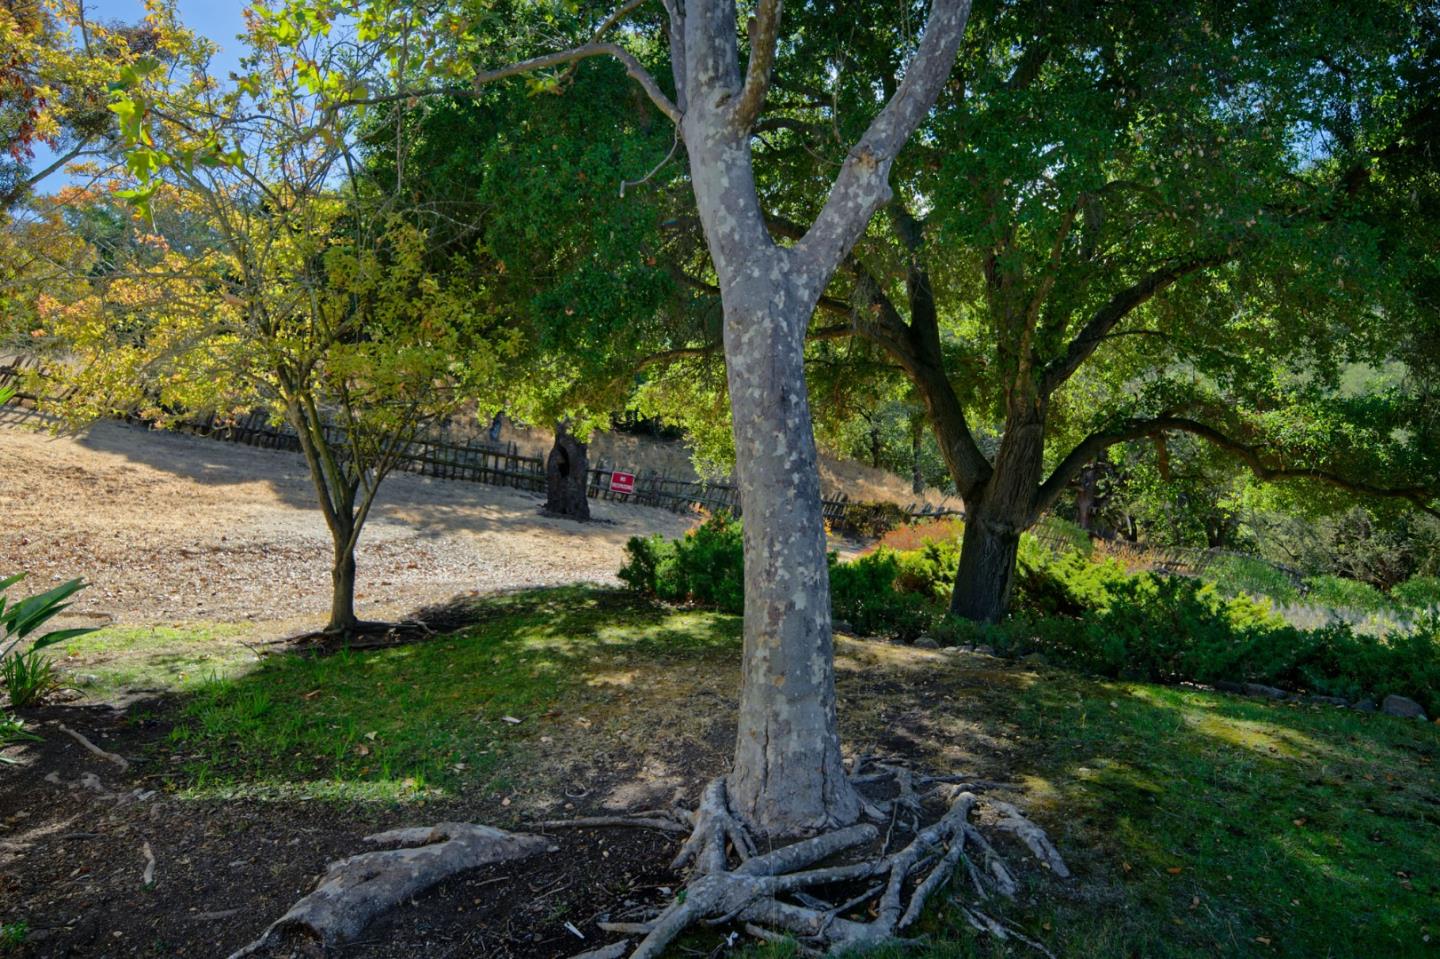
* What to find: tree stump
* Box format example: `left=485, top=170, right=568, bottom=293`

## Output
left=545, top=422, right=591, bottom=521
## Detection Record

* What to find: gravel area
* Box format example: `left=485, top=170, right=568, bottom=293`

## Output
left=0, top=411, right=694, bottom=627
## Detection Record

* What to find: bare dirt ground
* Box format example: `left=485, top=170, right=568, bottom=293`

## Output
left=0, top=411, right=694, bottom=629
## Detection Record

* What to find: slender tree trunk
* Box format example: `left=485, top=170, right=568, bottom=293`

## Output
left=720, top=268, right=859, bottom=836
left=1076, top=463, right=1099, bottom=531
left=328, top=536, right=358, bottom=635
left=544, top=422, right=591, bottom=520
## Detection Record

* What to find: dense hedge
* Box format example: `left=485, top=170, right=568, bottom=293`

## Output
left=618, top=519, right=1440, bottom=715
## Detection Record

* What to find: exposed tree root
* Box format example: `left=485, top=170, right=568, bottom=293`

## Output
left=533, top=807, right=694, bottom=835
left=228, top=823, right=551, bottom=958
left=606, top=767, right=1068, bottom=959
left=56, top=724, right=130, bottom=771
left=229, top=766, right=1063, bottom=959
left=281, top=619, right=435, bottom=654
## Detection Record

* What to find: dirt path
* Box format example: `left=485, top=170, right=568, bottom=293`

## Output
left=0, top=412, right=694, bottom=628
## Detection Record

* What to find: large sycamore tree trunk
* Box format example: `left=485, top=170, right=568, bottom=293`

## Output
left=670, top=0, right=970, bottom=835
left=466, top=0, right=969, bottom=836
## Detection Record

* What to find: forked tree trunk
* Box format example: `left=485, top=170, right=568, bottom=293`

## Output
left=664, top=0, right=969, bottom=836
left=678, top=101, right=860, bottom=833
left=544, top=422, right=590, bottom=521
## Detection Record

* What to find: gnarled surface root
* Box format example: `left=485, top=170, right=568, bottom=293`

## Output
left=616, top=770, right=1067, bottom=959
left=228, top=823, right=551, bottom=958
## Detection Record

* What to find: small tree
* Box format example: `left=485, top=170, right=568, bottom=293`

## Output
left=30, top=18, right=513, bottom=637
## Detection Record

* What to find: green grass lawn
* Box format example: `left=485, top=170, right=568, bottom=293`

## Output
left=56, top=621, right=260, bottom=700
left=58, top=588, right=1440, bottom=957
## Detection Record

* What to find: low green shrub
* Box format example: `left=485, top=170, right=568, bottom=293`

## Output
left=830, top=550, right=936, bottom=640
left=959, top=576, right=1440, bottom=715
left=617, top=514, right=745, bottom=613
left=1303, top=574, right=1392, bottom=613
left=893, top=539, right=958, bottom=603
left=1392, top=575, right=1440, bottom=612
left=617, top=520, right=1439, bottom=715
left=1027, top=515, right=1094, bottom=557
left=1206, top=553, right=1301, bottom=605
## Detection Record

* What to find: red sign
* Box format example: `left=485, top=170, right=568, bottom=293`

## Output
left=610, top=471, right=636, bottom=495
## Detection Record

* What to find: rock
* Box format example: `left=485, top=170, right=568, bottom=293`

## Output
left=1307, top=695, right=1350, bottom=708
left=973, top=644, right=996, bottom=656
left=1381, top=695, right=1428, bottom=721
left=1021, top=652, right=1048, bottom=666
left=832, top=620, right=857, bottom=635
left=1213, top=680, right=1246, bottom=695
left=913, top=636, right=940, bottom=649
left=1352, top=698, right=1377, bottom=713
left=1243, top=683, right=1290, bottom=700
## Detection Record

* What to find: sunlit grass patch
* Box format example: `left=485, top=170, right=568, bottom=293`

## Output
left=54, top=622, right=260, bottom=699
left=167, top=588, right=740, bottom=800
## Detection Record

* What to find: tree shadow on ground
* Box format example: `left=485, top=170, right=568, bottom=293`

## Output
left=12, top=588, right=1436, bottom=958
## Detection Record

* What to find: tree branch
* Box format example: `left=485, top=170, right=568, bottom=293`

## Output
left=793, top=0, right=971, bottom=289
left=335, top=42, right=681, bottom=125
left=1038, top=251, right=1232, bottom=396
left=732, top=0, right=782, bottom=131
left=1035, top=415, right=1439, bottom=519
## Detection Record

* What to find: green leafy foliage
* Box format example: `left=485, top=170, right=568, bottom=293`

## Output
left=0, top=713, right=41, bottom=765
left=1, top=648, right=61, bottom=708
left=1, top=574, right=97, bottom=665
left=829, top=550, right=933, bottom=641
left=1204, top=553, right=1301, bottom=605
left=0, top=919, right=27, bottom=951
left=621, top=523, right=1440, bottom=713
left=617, top=515, right=744, bottom=614
left=1302, top=574, right=1392, bottom=613
left=968, top=568, right=1440, bottom=715
left=1392, top=576, right=1440, bottom=612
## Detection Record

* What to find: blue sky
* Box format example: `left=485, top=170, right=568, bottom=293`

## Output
left=30, top=0, right=249, bottom=192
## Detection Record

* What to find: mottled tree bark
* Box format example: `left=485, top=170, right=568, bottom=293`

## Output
left=673, top=0, right=971, bottom=835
